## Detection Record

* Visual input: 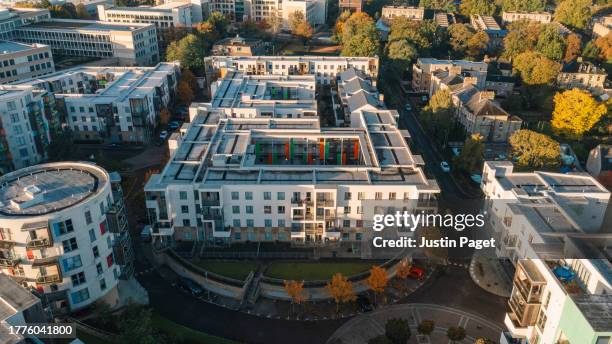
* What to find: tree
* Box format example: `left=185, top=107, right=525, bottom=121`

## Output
left=419, top=0, right=457, bottom=12
left=159, top=108, right=171, bottom=126
left=446, top=326, right=466, bottom=343
left=75, top=3, right=91, bottom=19
left=502, top=0, right=545, bottom=12
left=385, top=318, right=411, bottom=344
left=177, top=81, right=194, bottom=105
left=513, top=51, right=561, bottom=85
left=387, top=39, right=418, bottom=71
left=583, top=40, right=602, bottom=61
left=554, top=0, right=592, bottom=30
left=552, top=89, right=608, bottom=139
left=325, top=273, right=356, bottom=314
left=367, top=266, right=388, bottom=305
left=535, top=24, right=567, bottom=62
left=595, top=33, right=612, bottom=60
left=454, top=133, right=484, bottom=173
left=388, top=19, right=447, bottom=56
left=564, top=34, right=582, bottom=63
left=334, top=10, right=352, bottom=43
left=117, top=306, right=157, bottom=344
left=368, top=335, right=392, bottom=344
left=417, top=320, right=435, bottom=336
left=166, top=34, right=207, bottom=72
left=475, top=338, right=495, bottom=344
left=509, top=130, right=561, bottom=170
left=448, top=23, right=475, bottom=57
left=503, top=20, right=541, bottom=59
left=289, top=11, right=313, bottom=43
left=460, top=0, right=497, bottom=16
left=341, top=12, right=380, bottom=57
left=395, top=258, right=412, bottom=280
left=284, top=280, right=305, bottom=316
left=466, top=31, right=489, bottom=59
left=207, top=11, right=229, bottom=37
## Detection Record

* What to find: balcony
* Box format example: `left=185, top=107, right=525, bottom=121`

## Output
left=316, top=199, right=334, bottom=207
left=504, top=313, right=528, bottom=339
left=26, top=237, right=53, bottom=249
left=0, top=256, right=20, bottom=267
left=36, top=273, right=61, bottom=285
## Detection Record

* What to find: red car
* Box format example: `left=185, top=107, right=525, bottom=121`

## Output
left=408, top=266, right=425, bottom=280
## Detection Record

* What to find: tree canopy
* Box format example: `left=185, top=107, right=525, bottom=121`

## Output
left=166, top=34, right=207, bottom=72
left=385, top=318, right=411, bottom=344
left=340, top=12, right=380, bottom=57
left=460, top=0, right=498, bottom=16
left=509, top=130, right=561, bottom=170
left=448, top=23, right=475, bottom=57
left=288, top=11, right=314, bottom=43
left=502, top=20, right=542, bottom=59
left=564, top=34, right=582, bottom=63
left=554, top=0, right=592, bottom=30
left=552, top=89, right=608, bottom=139
left=419, top=0, right=457, bottom=12
left=535, top=24, right=567, bottom=62
left=512, top=51, right=561, bottom=85
left=454, top=134, right=485, bottom=173
left=502, top=0, right=545, bottom=12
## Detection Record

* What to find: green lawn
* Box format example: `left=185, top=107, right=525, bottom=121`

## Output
left=151, top=313, right=239, bottom=344
left=265, top=262, right=375, bottom=281
left=192, top=260, right=259, bottom=281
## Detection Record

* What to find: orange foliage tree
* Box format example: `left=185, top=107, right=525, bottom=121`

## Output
left=325, top=273, right=356, bottom=314
left=367, top=266, right=388, bottom=306
left=284, top=280, right=305, bottom=316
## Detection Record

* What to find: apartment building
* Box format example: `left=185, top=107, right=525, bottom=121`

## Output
left=470, top=15, right=506, bottom=47
left=0, top=86, right=52, bottom=174
left=208, top=0, right=243, bottom=21
left=0, top=275, right=47, bottom=344
left=211, top=35, right=265, bottom=56
left=484, top=75, right=515, bottom=98
left=339, top=0, right=362, bottom=13
left=557, top=61, right=608, bottom=95
left=412, top=58, right=488, bottom=93
left=0, top=41, right=54, bottom=84
left=203, top=55, right=380, bottom=91
left=501, top=11, right=552, bottom=24
left=13, top=62, right=180, bottom=143
left=434, top=12, right=455, bottom=28
left=376, top=6, right=424, bottom=40
left=592, top=15, right=612, bottom=38
left=0, top=7, right=51, bottom=41
left=15, top=19, right=159, bottom=66
left=281, top=0, right=326, bottom=29
left=97, top=2, right=203, bottom=29
left=501, top=259, right=612, bottom=344
left=144, top=68, right=439, bottom=246
left=0, top=162, right=134, bottom=312
left=333, top=67, right=382, bottom=125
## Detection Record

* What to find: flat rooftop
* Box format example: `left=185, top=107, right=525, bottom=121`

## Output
left=0, top=275, right=39, bottom=321
left=0, top=162, right=108, bottom=217
left=571, top=294, right=612, bottom=332
left=0, top=41, right=44, bottom=54
left=21, top=19, right=153, bottom=31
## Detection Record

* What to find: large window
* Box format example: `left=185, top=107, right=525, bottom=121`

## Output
left=70, top=288, right=90, bottom=304
left=71, top=272, right=86, bottom=287
left=62, top=255, right=82, bottom=272
left=52, top=219, right=74, bottom=236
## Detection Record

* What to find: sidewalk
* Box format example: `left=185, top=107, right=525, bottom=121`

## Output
left=469, top=249, right=512, bottom=298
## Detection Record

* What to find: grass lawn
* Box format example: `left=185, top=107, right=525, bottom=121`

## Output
left=152, top=313, right=238, bottom=344
left=265, top=262, right=375, bottom=281
left=192, top=260, right=259, bottom=281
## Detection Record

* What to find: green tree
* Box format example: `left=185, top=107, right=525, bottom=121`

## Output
left=368, top=335, right=392, bottom=344
left=460, top=0, right=498, bottom=16
left=417, top=320, right=435, bottom=336
left=419, top=0, right=457, bottom=12
left=75, top=3, right=92, bottom=19
left=502, top=19, right=541, bottom=59
left=535, top=24, right=567, bottom=62
left=454, top=133, right=485, bottom=173
left=446, top=326, right=466, bottom=343
left=513, top=51, right=561, bottom=85
left=466, top=31, right=489, bottom=59
left=554, top=0, right=592, bottom=30
left=387, top=39, right=418, bottom=71
left=385, top=318, right=411, bottom=344
left=334, top=10, right=352, bottom=43
left=448, top=23, right=475, bottom=57
left=583, top=40, right=602, bottom=61
left=341, top=12, right=380, bottom=56
left=166, top=34, right=207, bottom=72
left=502, top=0, right=545, bottom=12
left=552, top=89, right=608, bottom=139
left=207, top=11, right=229, bottom=37
left=509, top=130, right=561, bottom=170
left=388, top=18, right=446, bottom=56
left=117, top=306, right=157, bottom=344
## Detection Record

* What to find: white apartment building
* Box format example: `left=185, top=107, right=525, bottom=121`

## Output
left=0, top=7, right=50, bottom=41
left=593, top=15, right=612, bottom=38
left=0, top=162, right=134, bottom=312
left=557, top=61, right=608, bottom=95
left=0, top=86, right=51, bottom=174
left=144, top=68, right=439, bottom=246
left=15, top=19, right=159, bottom=66
left=97, top=2, right=203, bottom=29
left=412, top=58, right=488, bottom=93
left=501, top=11, right=552, bottom=24
left=203, top=56, right=380, bottom=92
left=333, top=67, right=382, bottom=125
left=0, top=41, right=54, bottom=84
left=376, top=6, right=424, bottom=40
left=281, top=0, right=326, bottom=29
left=502, top=259, right=612, bottom=344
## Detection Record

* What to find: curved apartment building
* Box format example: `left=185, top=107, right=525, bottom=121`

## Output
left=0, top=162, right=133, bottom=312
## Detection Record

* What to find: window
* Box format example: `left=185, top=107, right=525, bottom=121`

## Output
left=344, top=206, right=351, bottom=214
left=231, top=191, right=239, bottom=200
left=264, top=219, right=272, bottom=227
left=181, top=205, right=189, bottom=214
left=70, top=288, right=90, bottom=304
left=106, top=254, right=114, bottom=268
left=245, top=192, right=253, bottom=200
left=232, top=206, right=240, bottom=214
left=62, top=238, right=78, bottom=252
left=356, top=220, right=363, bottom=227
left=278, top=219, right=285, bottom=227
left=264, top=206, right=272, bottom=214
left=179, top=191, right=187, bottom=200
left=71, top=272, right=86, bottom=287
left=389, top=192, right=396, bottom=200
left=264, top=192, right=271, bottom=200
left=277, top=192, right=285, bottom=200
left=100, top=278, right=107, bottom=291
left=233, top=219, right=241, bottom=227
left=246, top=219, right=254, bottom=227
left=92, top=246, right=100, bottom=259
left=264, top=232, right=272, bottom=240
left=343, top=220, right=351, bottom=227
left=355, top=233, right=363, bottom=241
left=106, top=236, right=112, bottom=250
left=62, top=255, right=83, bottom=272
left=277, top=206, right=285, bottom=214
left=85, top=211, right=92, bottom=224
left=88, top=228, right=96, bottom=242
left=246, top=205, right=253, bottom=214
left=235, top=232, right=241, bottom=240
left=99, top=221, right=107, bottom=235
left=375, top=192, right=383, bottom=200
left=344, top=192, right=351, bottom=200
left=52, top=219, right=74, bottom=236
left=342, top=232, right=349, bottom=240
left=96, top=262, right=103, bottom=275
left=358, top=192, right=366, bottom=200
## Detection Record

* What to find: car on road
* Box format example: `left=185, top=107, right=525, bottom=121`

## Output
left=179, top=277, right=203, bottom=295
left=356, top=295, right=374, bottom=312
left=440, top=161, right=451, bottom=172
left=408, top=266, right=425, bottom=280
left=405, top=103, right=412, bottom=111
left=168, top=121, right=181, bottom=130
left=159, top=130, right=169, bottom=140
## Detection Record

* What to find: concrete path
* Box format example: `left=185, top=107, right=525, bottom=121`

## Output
left=469, top=249, right=512, bottom=298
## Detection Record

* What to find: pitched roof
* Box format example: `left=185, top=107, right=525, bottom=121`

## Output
left=347, top=89, right=380, bottom=112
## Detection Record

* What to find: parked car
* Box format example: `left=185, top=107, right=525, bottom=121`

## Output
left=179, top=277, right=203, bottom=295
left=140, top=225, right=152, bottom=242
left=356, top=295, right=374, bottom=312
left=405, top=103, right=412, bottom=111
left=159, top=130, right=169, bottom=140
left=168, top=121, right=181, bottom=130
left=451, top=147, right=461, bottom=157
left=408, top=266, right=425, bottom=280
left=440, top=161, right=451, bottom=172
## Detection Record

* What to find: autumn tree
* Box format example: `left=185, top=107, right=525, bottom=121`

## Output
left=387, top=39, right=418, bottom=72
left=207, top=11, right=229, bottom=37
left=367, top=266, right=388, bottom=306
left=284, top=280, right=305, bottom=316
left=417, top=320, right=435, bottom=336
left=509, top=130, right=561, bottom=170
left=446, top=326, right=466, bottom=343
left=159, top=108, right=171, bottom=126
left=554, top=0, right=592, bottom=30
left=334, top=10, right=352, bottom=43
left=503, top=20, right=541, bottom=59
left=166, top=34, right=207, bottom=73
left=385, top=318, right=411, bottom=344
left=453, top=133, right=485, bottom=173
left=177, top=81, right=194, bottom=105
left=595, top=33, right=612, bottom=60
left=325, top=273, right=356, bottom=314
left=535, top=24, right=567, bottom=62
left=419, top=0, right=457, bottom=12
left=75, top=3, right=92, bottom=19
left=448, top=23, right=475, bottom=57
left=513, top=51, right=561, bottom=85
left=474, top=338, right=495, bottom=344
left=460, top=0, right=497, bottom=16
left=502, top=0, right=545, bottom=12
left=289, top=11, right=314, bottom=44
left=466, top=31, right=489, bottom=59
left=551, top=89, right=608, bottom=139
left=341, top=12, right=380, bottom=57
left=564, top=34, right=582, bottom=63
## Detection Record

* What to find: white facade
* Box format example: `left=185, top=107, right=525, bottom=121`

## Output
left=412, top=58, right=488, bottom=93
left=97, top=2, right=203, bottom=29
left=0, top=7, right=51, bottom=41
left=501, top=11, right=552, bottom=24
left=281, top=0, right=325, bottom=29
left=0, top=41, right=55, bottom=84
left=0, top=162, right=130, bottom=312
